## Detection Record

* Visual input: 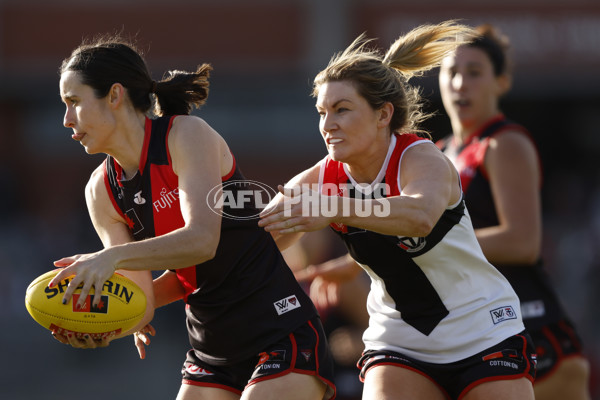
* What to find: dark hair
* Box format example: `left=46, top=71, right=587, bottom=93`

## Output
left=468, top=24, right=511, bottom=76
left=60, top=35, right=212, bottom=116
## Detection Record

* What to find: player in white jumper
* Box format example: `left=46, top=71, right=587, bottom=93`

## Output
left=259, top=21, right=536, bottom=400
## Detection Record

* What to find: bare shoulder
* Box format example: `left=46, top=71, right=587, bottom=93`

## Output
left=84, top=161, right=124, bottom=224
left=489, top=129, right=536, bottom=154
left=85, top=162, right=107, bottom=199
left=403, top=140, right=451, bottom=171
left=168, top=115, right=232, bottom=177
left=168, top=115, right=227, bottom=156
left=169, top=115, right=221, bottom=143
left=487, top=129, right=538, bottom=166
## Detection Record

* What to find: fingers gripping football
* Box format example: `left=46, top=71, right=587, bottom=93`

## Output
left=50, top=252, right=117, bottom=308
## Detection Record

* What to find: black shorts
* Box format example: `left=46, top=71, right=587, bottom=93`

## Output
left=529, top=318, right=584, bottom=380
left=181, top=316, right=336, bottom=399
left=357, top=331, right=536, bottom=400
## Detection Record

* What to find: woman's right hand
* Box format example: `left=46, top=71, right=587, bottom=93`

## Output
left=294, top=254, right=362, bottom=312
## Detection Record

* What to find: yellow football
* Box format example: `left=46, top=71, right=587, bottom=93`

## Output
left=25, top=269, right=146, bottom=339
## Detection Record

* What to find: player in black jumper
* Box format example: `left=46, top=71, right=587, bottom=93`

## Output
left=50, top=35, right=335, bottom=400
left=435, top=24, right=590, bottom=400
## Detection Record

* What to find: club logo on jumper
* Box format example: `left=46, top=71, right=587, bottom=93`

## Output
left=397, top=236, right=426, bottom=252
left=72, top=294, right=109, bottom=313
left=490, top=306, right=517, bottom=324
left=133, top=190, right=146, bottom=205
left=274, top=295, right=301, bottom=315
left=185, top=365, right=215, bottom=376
left=206, top=180, right=277, bottom=220
left=124, top=209, right=144, bottom=235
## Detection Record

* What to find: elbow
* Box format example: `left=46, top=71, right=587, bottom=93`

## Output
left=518, top=242, right=541, bottom=265
left=190, top=234, right=219, bottom=264
left=409, top=213, right=437, bottom=237
left=511, top=227, right=542, bottom=264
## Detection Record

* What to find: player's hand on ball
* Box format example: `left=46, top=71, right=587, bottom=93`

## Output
left=134, top=324, right=156, bottom=359
left=50, top=249, right=117, bottom=308
left=51, top=329, right=114, bottom=349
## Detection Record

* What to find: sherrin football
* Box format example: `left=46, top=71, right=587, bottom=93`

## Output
left=25, top=269, right=146, bottom=339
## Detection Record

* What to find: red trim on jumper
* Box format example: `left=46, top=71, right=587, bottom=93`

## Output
left=384, top=134, right=401, bottom=196
left=177, top=266, right=199, bottom=303
left=103, top=159, right=127, bottom=221
left=181, top=379, right=242, bottom=395
left=469, top=114, right=543, bottom=187
left=138, top=117, right=153, bottom=176
left=222, top=152, right=236, bottom=181
left=466, top=114, right=506, bottom=146
left=112, top=160, right=125, bottom=187
left=164, top=116, right=176, bottom=167
left=386, top=133, right=421, bottom=196
left=321, top=157, right=348, bottom=196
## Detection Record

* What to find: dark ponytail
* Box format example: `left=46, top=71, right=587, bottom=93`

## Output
left=60, top=34, right=212, bottom=116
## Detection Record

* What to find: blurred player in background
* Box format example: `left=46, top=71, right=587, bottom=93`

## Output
left=260, top=21, right=536, bottom=400
left=435, top=24, right=590, bottom=400
left=50, top=35, right=335, bottom=400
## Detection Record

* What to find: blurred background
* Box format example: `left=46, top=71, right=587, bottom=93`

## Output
left=1, top=0, right=599, bottom=398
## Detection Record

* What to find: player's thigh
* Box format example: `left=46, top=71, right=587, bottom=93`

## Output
left=534, top=356, right=591, bottom=400
left=362, top=364, right=446, bottom=400
left=176, top=383, right=240, bottom=400
left=241, top=372, right=326, bottom=400
left=463, top=377, right=534, bottom=400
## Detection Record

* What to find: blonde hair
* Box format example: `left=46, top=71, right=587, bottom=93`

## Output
left=312, top=20, right=476, bottom=136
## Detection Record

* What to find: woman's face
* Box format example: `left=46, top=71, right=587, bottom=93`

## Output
left=59, top=70, right=114, bottom=154
left=315, top=80, right=387, bottom=165
left=439, top=46, right=506, bottom=130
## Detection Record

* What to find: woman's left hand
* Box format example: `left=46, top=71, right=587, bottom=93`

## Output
left=49, top=249, right=117, bottom=310
left=259, top=185, right=333, bottom=234
left=133, top=324, right=156, bottom=359
left=51, top=328, right=115, bottom=349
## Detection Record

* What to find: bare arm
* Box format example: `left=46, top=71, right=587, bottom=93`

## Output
left=260, top=142, right=461, bottom=237
left=51, top=115, right=232, bottom=307
left=476, top=131, right=541, bottom=264
left=153, top=270, right=186, bottom=308
left=106, top=116, right=229, bottom=271
left=338, top=142, right=460, bottom=236
left=76, top=164, right=156, bottom=338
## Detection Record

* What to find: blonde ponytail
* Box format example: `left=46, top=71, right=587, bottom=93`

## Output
left=383, top=20, right=476, bottom=79
left=313, top=20, right=476, bottom=136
